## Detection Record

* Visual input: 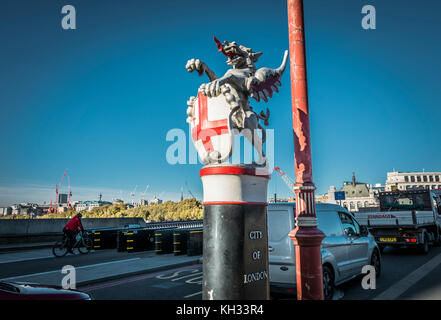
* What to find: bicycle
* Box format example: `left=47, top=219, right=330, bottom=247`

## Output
left=52, top=230, right=92, bottom=257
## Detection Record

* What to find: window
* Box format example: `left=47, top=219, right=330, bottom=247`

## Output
left=429, top=176, right=434, bottom=182
left=423, top=176, right=428, bottom=182
left=350, top=202, right=355, bottom=210
left=436, top=176, right=440, bottom=182
left=317, top=211, right=344, bottom=237
left=338, top=212, right=359, bottom=237
left=411, top=176, right=415, bottom=182
left=404, top=176, right=409, bottom=182
left=417, top=176, right=421, bottom=182
left=268, top=209, right=292, bottom=242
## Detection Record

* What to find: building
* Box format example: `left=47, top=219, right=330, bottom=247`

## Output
left=149, top=197, right=163, bottom=205
left=112, top=198, right=124, bottom=205
left=327, top=173, right=380, bottom=212
left=75, top=200, right=112, bottom=212
left=139, top=199, right=149, bottom=206
left=8, top=203, right=51, bottom=217
left=58, top=193, right=68, bottom=205
left=385, top=171, right=441, bottom=191
left=0, top=207, right=12, bottom=216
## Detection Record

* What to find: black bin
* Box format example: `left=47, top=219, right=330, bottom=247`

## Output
left=126, top=229, right=156, bottom=253
left=116, top=230, right=128, bottom=252
left=187, top=229, right=203, bottom=256
left=173, top=230, right=188, bottom=255
left=155, top=229, right=175, bottom=254
left=88, top=228, right=119, bottom=250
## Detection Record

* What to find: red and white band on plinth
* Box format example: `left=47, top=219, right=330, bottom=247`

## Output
left=200, top=165, right=270, bottom=206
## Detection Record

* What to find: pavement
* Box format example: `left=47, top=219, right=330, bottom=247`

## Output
left=0, top=243, right=202, bottom=288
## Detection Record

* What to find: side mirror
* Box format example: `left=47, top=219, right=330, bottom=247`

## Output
left=360, top=225, right=369, bottom=237
left=345, top=227, right=356, bottom=237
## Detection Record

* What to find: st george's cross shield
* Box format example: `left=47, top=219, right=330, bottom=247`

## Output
left=189, top=91, right=234, bottom=164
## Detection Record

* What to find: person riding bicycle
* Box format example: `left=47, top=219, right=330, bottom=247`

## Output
left=63, top=213, right=84, bottom=253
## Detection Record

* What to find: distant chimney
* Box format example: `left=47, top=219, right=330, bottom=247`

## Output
left=352, top=172, right=356, bottom=186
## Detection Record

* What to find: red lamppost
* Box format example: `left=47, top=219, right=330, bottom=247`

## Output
left=287, top=0, right=326, bottom=300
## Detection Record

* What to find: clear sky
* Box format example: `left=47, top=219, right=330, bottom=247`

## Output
left=0, top=0, right=440, bottom=206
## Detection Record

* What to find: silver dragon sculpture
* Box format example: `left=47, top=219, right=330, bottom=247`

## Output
left=186, top=36, right=288, bottom=166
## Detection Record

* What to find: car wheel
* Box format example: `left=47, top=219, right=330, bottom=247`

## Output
left=370, top=250, right=381, bottom=278
left=322, top=265, right=334, bottom=300
left=433, top=231, right=441, bottom=247
left=378, top=245, right=385, bottom=253
left=419, top=238, right=429, bottom=254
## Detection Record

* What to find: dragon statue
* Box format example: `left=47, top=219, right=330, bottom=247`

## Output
left=186, top=36, right=288, bottom=166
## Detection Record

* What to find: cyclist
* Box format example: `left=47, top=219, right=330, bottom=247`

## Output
left=63, top=213, right=84, bottom=253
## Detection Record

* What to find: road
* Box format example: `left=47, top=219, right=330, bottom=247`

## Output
left=80, top=264, right=204, bottom=300
left=1, top=245, right=441, bottom=300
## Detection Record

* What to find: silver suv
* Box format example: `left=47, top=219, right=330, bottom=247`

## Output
left=268, top=202, right=381, bottom=299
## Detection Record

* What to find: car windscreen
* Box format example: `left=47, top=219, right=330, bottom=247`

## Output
left=268, top=209, right=292, bottom=242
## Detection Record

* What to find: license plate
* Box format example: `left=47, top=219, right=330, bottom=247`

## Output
left=379, top=237, right=397, bottom=242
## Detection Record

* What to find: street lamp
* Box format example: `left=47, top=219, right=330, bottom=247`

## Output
left=287, top=0, right=326, bottom=300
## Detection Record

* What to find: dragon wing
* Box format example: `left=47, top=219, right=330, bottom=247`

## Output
left=247, top=50, right=289, bottom=103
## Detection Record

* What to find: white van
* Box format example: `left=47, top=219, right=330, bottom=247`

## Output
left=268, top=202, right=381, bottom=299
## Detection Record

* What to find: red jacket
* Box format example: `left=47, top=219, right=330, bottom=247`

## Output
left=64, top=216, right=84, bottom=232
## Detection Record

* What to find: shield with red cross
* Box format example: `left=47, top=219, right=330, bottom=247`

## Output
left=190, top=91, right=234, bottom=164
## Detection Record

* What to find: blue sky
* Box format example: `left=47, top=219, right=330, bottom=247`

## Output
left=0, top=0, right=440, bottom=206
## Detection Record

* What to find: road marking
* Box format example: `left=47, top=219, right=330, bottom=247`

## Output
left=184, top=291, right=202, bottom=298
left=0, top=258, right=141, bottom=282
left=81, top=264, right=198, bottom=292
left=374, top=252, right=441, bottom=300
left=171, top=271, right=203, bottom=282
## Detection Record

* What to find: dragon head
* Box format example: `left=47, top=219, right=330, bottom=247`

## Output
left=214, top=36, right=263, bottom=69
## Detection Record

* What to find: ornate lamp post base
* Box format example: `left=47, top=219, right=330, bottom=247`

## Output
left=200, top=164, right=270, bottom=300
left=289, top=225, right=325, bottom=300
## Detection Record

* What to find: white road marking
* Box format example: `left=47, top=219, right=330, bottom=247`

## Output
left=374, top=252, right=441, bottom=300
left=0, top=257, right=141, bottom=282
left=171, top=271, right=203, bottom=282
left=184, top=291, right=202, bottom=298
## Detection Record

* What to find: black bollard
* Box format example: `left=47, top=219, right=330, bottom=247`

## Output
left=200, top=164, right=270, bottom=300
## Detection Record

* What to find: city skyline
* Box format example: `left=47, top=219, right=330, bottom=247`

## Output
left=1, top=0, right=440, bottom=207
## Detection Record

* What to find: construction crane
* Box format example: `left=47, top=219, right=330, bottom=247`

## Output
left=68, top=176, right=72, bottom=209
left=185, top=181, right=196, bottom=200
left=140, top=185, right=150, bottom=205
left=54, top=169, right=68, bottom=214
left=273, top=167, right=295, bottom=195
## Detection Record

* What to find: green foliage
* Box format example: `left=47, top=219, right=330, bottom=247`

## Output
left=0, top=214, right=31, bottom=219
left=3, top=198, right=204, bottom=221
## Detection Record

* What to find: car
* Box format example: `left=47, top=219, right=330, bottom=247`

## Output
left=267, top=202, right=381, bottom=300
left=0, top=281, right=91, bottom=300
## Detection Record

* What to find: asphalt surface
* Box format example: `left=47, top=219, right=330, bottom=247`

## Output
left=80, top=264, right=203, bottom=300
left=0, top=248, right=161, bottom=280
left=340, top=245, right=441, bottom=300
